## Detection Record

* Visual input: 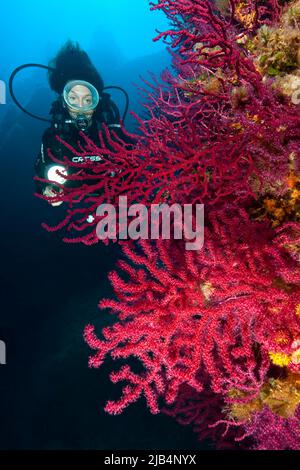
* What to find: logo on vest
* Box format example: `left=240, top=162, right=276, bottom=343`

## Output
left=72, top=155, right=103, bottom=163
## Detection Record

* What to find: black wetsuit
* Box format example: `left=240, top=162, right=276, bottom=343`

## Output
left=34, top=98, right=130, bottom=195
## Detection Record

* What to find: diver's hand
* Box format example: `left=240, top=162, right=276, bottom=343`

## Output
left=42, top=186, right=63, bottom=207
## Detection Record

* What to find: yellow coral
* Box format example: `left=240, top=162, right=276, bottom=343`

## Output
left=269, top=351, right=291, bottom=367
left=182, top=69, right=225, bottom=99
left=275, top=333, right=290, bottom=345
left=261, top=375, right=300, bottom=418
left=251, top=169, right=300, bottom=227
left=287, top=170, right=299, bottom=189
left=264, top=198, right=277, bottom=211
left=230, top=122, right=244, bottom=132
left=235, top=1, right=257, bottom=29
left=200, top=281, right=214, bottom=301
left=228, top=372, right=300, bottom=421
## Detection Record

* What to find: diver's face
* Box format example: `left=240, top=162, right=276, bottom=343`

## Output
left=67, top=85, right=93, bottom=109
left=66, top=85, right=95, bottom=119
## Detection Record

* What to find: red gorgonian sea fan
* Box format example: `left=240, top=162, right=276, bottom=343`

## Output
left=243, top=405, right=300, bottom=450
left=84, top=207, right=300, bottom=415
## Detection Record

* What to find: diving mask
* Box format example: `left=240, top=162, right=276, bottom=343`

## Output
left=63, top=80, right=100, bottom=112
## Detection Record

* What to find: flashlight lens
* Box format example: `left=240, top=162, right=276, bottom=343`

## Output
left=47, top=165, right=68, bottom=185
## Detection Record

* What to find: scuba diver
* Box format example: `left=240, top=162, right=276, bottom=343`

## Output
left=35, top=41, right=130, bottom=206
left=9, top=41, right=130, bottom=207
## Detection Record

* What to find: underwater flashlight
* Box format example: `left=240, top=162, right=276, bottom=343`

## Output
left=47, top=165, right=68, bottom=185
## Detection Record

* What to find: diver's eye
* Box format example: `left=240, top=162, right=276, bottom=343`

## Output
left=69, top=95, right=78, bottom=103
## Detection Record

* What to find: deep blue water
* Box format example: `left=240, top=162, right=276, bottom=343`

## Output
left=0, top=0, right=206, bottom=450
